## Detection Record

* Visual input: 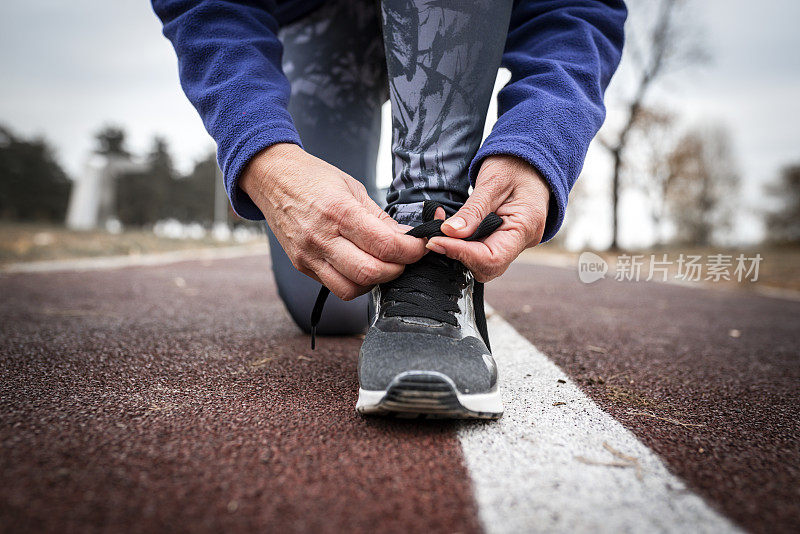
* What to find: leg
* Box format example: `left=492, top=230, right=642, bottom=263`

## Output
left=352, top=0, right=514, bottom=418
left=270, top=0, right=388, bottom=335
left=381, top=0, right=513, bottom=223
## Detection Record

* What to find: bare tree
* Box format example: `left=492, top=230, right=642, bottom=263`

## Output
left=764, top=163, right=800, bottom=244
left=545, top=177, right=589, bottom=248
left=622, top=107, right=679, bottom=245
left=665, top=125, right=739, bottom=245
left=601, top=0, right=707, bottom=249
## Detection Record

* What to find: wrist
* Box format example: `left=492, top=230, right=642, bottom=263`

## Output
left=480, top=154, right=550, bottom=219
left=240, top=142, right=303, bottom=199
left=481, top=155, right=549, bottom=192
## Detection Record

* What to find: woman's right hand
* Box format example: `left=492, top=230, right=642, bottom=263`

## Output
left=240, top=143, right=426, bottom=301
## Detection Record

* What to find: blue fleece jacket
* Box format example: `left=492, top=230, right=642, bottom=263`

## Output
left=152, top=0, right=626, bottom=241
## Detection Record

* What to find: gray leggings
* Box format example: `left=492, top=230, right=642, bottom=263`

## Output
left=270, top=0, right=513, bottom=335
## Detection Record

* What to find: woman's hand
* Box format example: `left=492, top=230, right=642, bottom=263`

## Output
left=240, top=143, right=426, bottom=300
left=426, top=155, right=550, bottom=282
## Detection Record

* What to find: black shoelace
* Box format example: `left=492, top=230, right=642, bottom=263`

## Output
left=310, top=200, right=502, bottom=349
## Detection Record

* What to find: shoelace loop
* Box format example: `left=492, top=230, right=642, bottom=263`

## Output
left=310, top=201, right=502, bottom=349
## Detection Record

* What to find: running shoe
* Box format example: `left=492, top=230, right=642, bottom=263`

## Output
left=311, top=201, right=503, bottom=419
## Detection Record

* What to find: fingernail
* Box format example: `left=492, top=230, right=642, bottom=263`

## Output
left=426, top=240, right=446, bottom=254
left=445, top=217, right=466, bottom=230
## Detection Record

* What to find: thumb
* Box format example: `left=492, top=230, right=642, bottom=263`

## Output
left=441, top=178, right=507, bottom=238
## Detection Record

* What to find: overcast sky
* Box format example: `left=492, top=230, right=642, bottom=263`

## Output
left=1, top=0, right=798, bottom=246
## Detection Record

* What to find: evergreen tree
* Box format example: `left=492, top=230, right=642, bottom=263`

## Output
left=94, top=125, right=130, bottom=158
left=116, top=137, right=174, bottom=226
left=171, top=151, right=217, bottom=224
left=0, top=125, right=71, bottom=222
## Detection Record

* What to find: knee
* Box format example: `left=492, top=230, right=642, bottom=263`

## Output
left=268, top=227, right=368, bottom=335
left=278, top=281, right=369, bottom=336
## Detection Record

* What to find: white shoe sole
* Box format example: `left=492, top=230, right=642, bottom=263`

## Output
left=356, top=371, right=503, bottom=420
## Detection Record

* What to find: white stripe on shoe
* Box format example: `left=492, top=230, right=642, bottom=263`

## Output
left=457, top=307, right=741, bottom=534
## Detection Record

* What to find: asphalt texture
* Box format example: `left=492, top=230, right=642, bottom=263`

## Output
left=489, top=263, right=800, bottom=534
left=1, top=254, right=798, bottom=533
left=0, top=257, right=481, bottom=534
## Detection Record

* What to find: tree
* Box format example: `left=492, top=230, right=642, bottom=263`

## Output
left=764, top=164, right=800, bottom=244
left=0, top=125, right=71, bottom=222
left=116, top=137, right=175, bottom=226
left=94, top=125, right=131, bottom=158
left=665, top=125, right=739, bottom=245
left=601, top=0, right=707, bottom=249
left=621, top=107, right=679, bottom=245
left=171, top=151, right=217, bottom=224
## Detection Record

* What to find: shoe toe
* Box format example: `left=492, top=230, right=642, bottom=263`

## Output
left=358, top=329, right=496, bottom=394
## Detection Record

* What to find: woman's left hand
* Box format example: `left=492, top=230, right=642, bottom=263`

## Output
left=425, top=155, right=551, bottom=282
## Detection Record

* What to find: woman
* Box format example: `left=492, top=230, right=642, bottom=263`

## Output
left=152, top=0, right=626, bottom=418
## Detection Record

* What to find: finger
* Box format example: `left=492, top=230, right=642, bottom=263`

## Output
left=357, top=192, right=402, bottom=228
left=441, top=178, right=508, bottom=238
left=351, top=190, right=416, bottom=234
left=340, top=207, right=427, bottom=264
left=309, top=259, right=368, bottom=301
left=327, top=237, right=405, bottom=287
left=426, top=237, right=496, bottom=281
left=294, top=262, right=322, bottom=284
left=426, top=234, right=517, bottom=282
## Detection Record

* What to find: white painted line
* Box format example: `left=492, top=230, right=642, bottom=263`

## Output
left=753, top=284, right=800, bottom=302
left=0, top=245, right=265, bottom=274
left=458, top=307, right=741, bottom=534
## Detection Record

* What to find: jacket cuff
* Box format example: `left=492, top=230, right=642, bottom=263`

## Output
left=222, top=125, right=303, bottom=221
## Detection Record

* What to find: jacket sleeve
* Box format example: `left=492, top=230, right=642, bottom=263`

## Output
left=470, top=0, right=627, bottom=242
left=152, top=0, right=302, bottom=220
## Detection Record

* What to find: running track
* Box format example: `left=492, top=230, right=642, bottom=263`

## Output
left=1, top=251, right=797, bottom=533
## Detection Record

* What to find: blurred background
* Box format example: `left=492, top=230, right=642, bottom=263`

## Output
left=0, top=0, right=797, bottom=288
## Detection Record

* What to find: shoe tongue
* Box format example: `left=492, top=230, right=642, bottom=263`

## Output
left=399, top=316, right=444, bottom=327
left=417, top=252, right=467, bottom=279
left=378, top=252, right=466, bottom=326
